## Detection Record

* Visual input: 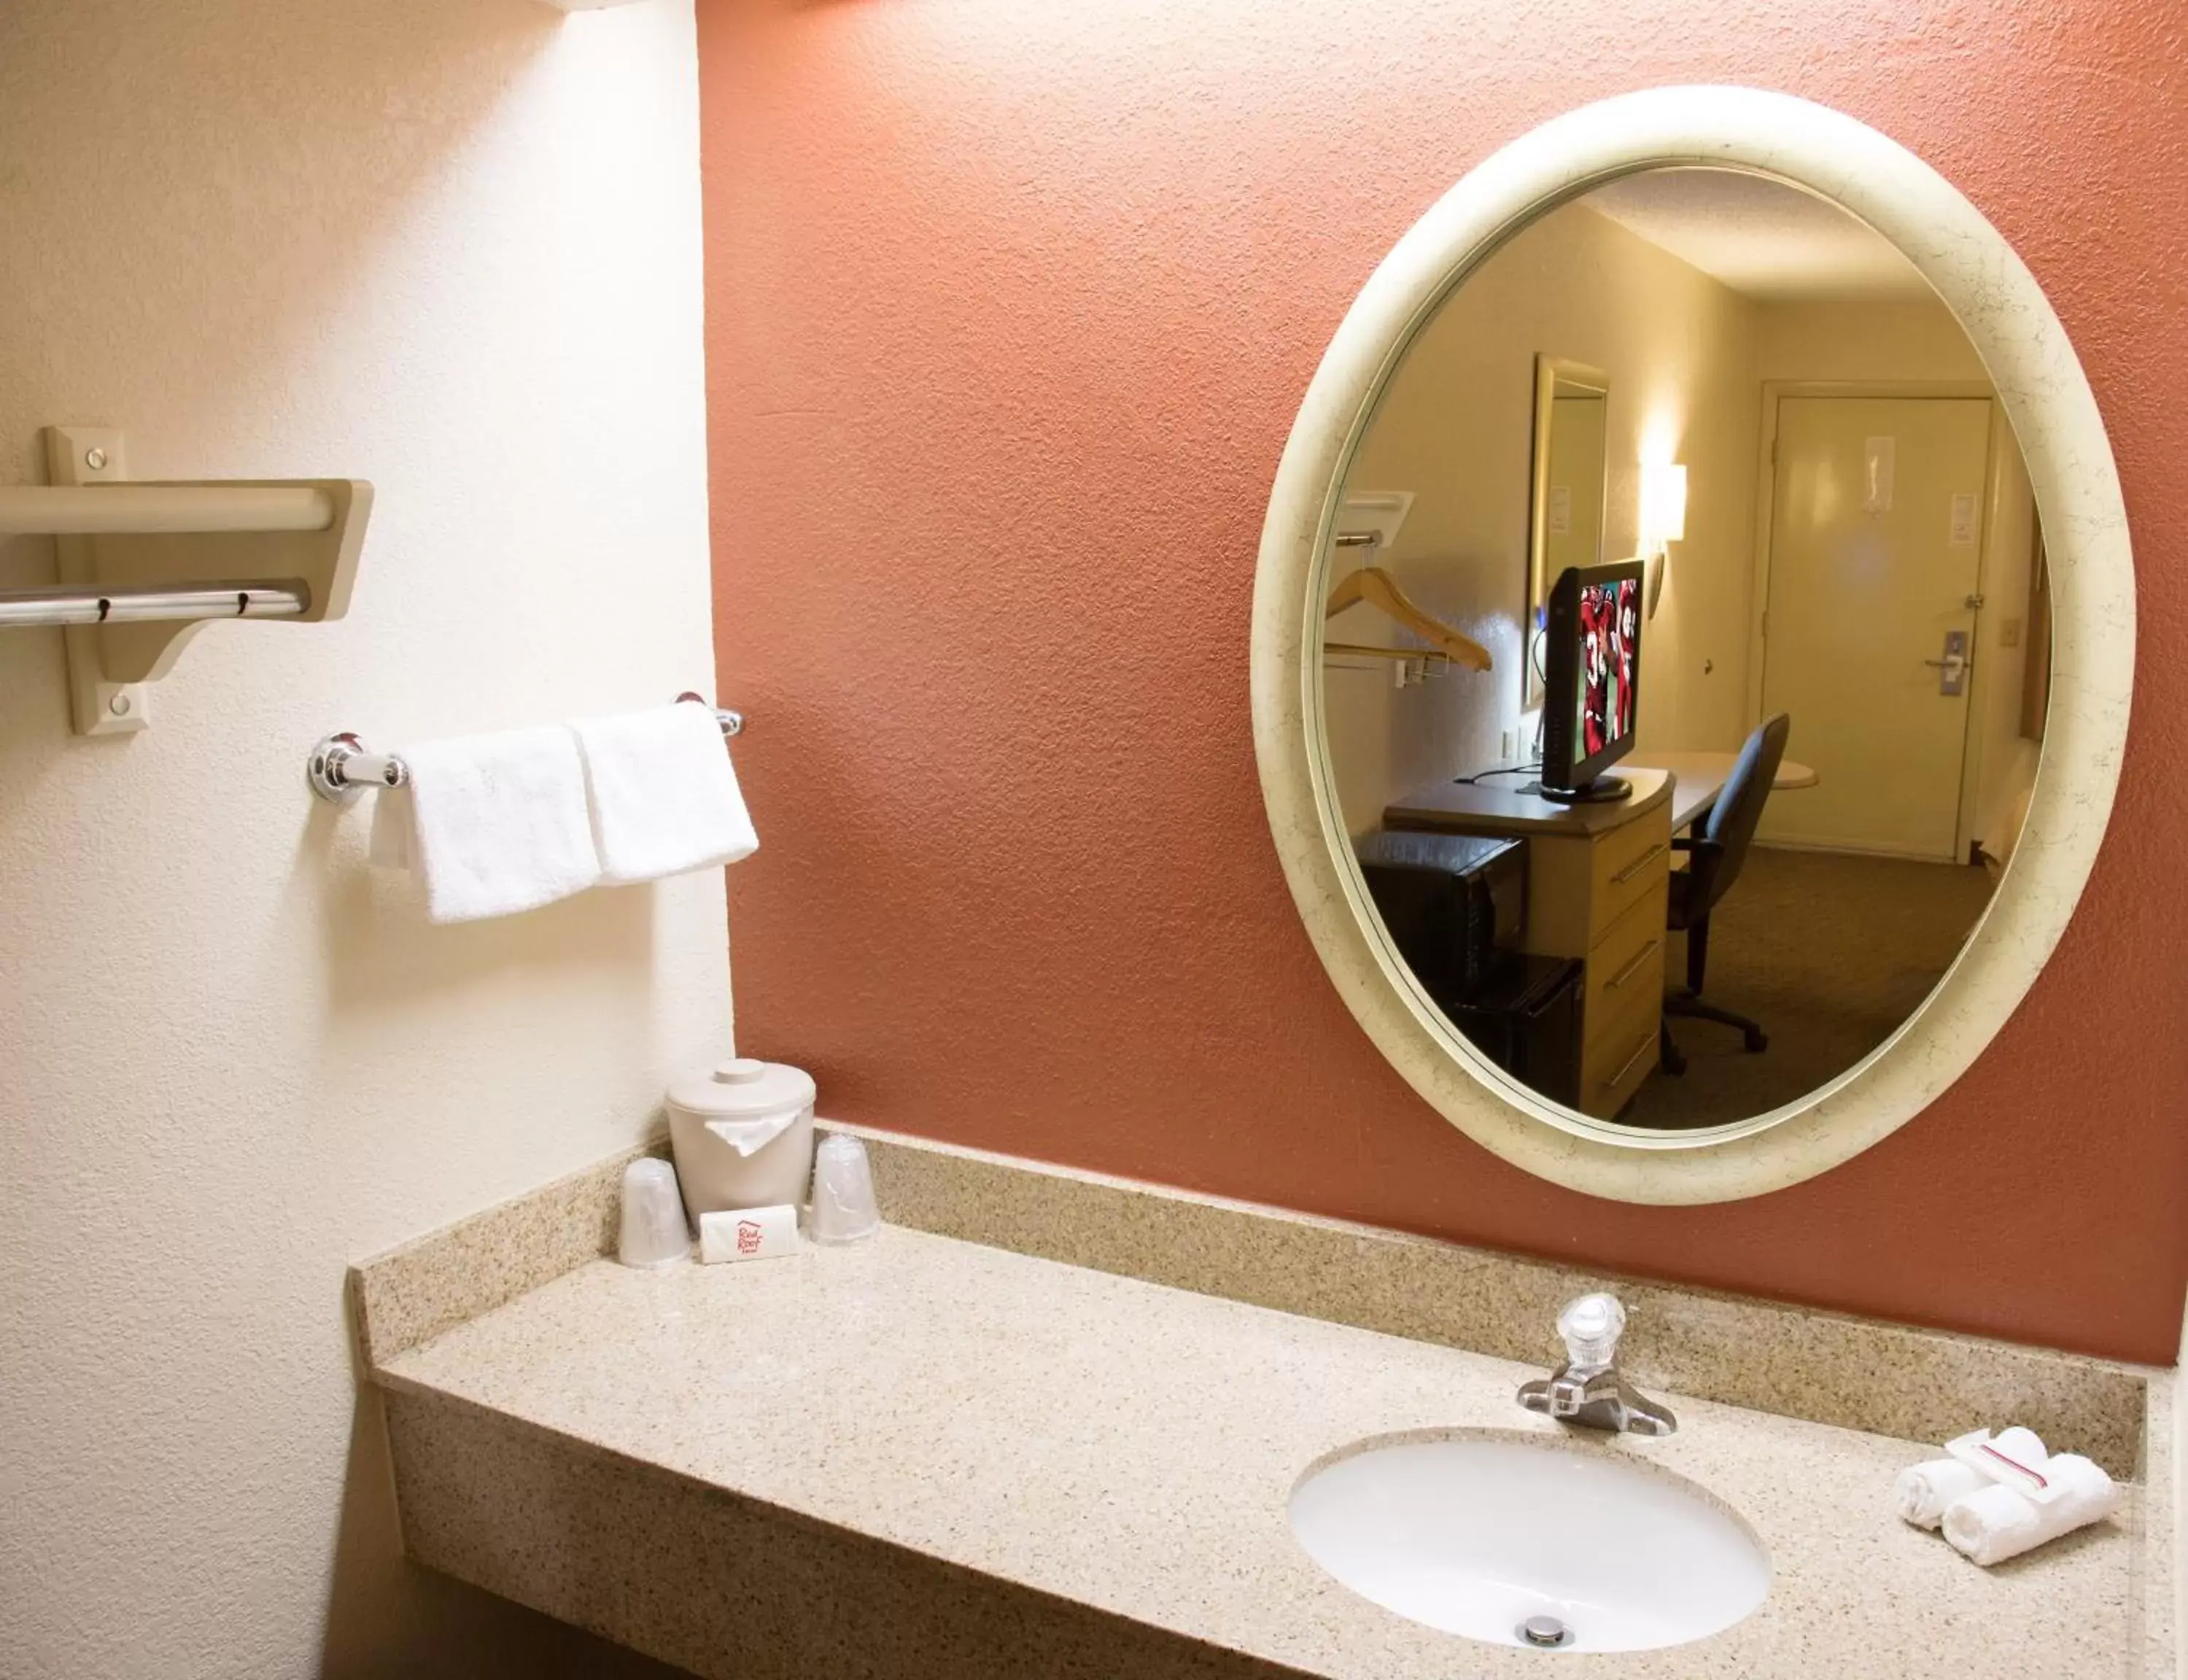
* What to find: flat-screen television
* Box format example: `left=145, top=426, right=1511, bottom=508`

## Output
left=1540, top=560, right=1645, bottom=803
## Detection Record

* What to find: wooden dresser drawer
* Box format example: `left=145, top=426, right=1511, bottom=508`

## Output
left=1580, top=984, right=1660, bottom=1118
left=1588, top=801, right=1673, bottom=936
left=1583, top=879, right=1669, bottom=1031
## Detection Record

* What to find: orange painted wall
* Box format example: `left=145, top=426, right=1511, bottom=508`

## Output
left=699, top=0, right=2188, bottom=1362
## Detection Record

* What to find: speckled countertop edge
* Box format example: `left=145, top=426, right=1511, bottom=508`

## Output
left=2144, top=1369, right=2177, bottom=1677
left=374, top=1229, right=2166, bottom=1680
left=349, top=1133, right=667, bottom=1370
left=352, top=1120, right=2154, bottom=1479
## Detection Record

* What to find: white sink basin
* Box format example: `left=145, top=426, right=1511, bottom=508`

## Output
left=1289, top=1433, right=1769, bottom=1652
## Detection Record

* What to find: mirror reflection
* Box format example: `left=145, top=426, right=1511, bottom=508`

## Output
left=1324, top=168, right=2049, bottom=1129
left=1527, top=357, right=1610, bottom=708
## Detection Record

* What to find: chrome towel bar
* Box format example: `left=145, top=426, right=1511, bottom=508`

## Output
left=306, top=693, right=745, bottom=804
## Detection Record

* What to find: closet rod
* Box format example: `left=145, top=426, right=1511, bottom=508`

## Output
left=0, top=582, right=309, bottom=628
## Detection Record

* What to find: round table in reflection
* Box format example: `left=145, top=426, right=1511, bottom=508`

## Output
left=1629, top=751, right=1818, bottom=830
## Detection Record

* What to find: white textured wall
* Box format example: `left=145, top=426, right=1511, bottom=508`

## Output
left=0, top=3, right=719, bottom=1674
left=1754, top=298, right=1990, bottom=384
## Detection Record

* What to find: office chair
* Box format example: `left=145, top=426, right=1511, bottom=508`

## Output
left=1659, top=714, right=1791, bottom=1078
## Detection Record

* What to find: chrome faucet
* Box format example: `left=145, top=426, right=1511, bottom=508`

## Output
left=1517, top=1293, right=1677, bottom=1436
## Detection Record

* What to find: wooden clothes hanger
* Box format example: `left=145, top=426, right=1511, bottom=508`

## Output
left=1323, top=564, right=1492, bottom=672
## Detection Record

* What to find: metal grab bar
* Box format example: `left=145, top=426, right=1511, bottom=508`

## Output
left=306, top=693, right=746, bottom=804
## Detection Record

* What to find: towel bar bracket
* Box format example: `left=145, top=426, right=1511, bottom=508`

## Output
left=307, top=733, right=405, bottom=804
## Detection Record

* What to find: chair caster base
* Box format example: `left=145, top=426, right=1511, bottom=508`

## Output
left=1659, top=1024, right=1687, bottom=1077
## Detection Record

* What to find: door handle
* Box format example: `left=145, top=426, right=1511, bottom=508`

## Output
left=1927, top=629, right=1971, bottom=696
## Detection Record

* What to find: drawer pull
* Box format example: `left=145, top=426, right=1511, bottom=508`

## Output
left=1607, top=938, right=1663, bottom=991
left=1607, top=1028, right=1655, bottom=1088
left=1610, top=841, right=1668, bottom=886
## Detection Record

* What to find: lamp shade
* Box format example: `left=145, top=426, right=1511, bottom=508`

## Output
left=1642, top=462, right=1688, bottom=546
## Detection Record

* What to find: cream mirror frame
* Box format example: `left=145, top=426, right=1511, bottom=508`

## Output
left=1526, top=357, right=1610, bottom=709
left=1250, top=86, right=2134, bottom=1205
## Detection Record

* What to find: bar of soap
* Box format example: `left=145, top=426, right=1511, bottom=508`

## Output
left=699, top=1204, right=801, bottom=1264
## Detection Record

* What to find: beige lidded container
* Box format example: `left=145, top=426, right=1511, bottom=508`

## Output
left=664, top=1057, right=817, bottom=1221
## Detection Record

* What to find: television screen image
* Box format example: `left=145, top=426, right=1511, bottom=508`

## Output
left=1540, top=559, right=1645, bottom=801
left=1575, top=575, right=1640, bottom=759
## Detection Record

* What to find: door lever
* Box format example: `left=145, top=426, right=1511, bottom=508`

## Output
left=1926, top=629, right=1971, bottom=696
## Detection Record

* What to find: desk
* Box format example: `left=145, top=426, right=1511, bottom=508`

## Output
left=1383, top=769, right=1672, bottom=1119
left=1627, top=752, right=1820, bottom=832
left=1384, top=766, right=1682, bottom=837
left=1377, top=751, right=1819, bottom=1119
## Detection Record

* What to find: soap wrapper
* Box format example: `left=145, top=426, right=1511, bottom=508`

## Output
left=1945, top=1427, right=2065, bottom=1505
left=699, top=1204, right=801, bottom=1264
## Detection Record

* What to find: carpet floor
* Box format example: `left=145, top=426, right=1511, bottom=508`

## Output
left=1621, top=847, right=1996, bottom=1132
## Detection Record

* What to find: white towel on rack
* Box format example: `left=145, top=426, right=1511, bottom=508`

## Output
left=571, top=701, right=757, bottom=884
left=368, top=726, right=602, bottom=922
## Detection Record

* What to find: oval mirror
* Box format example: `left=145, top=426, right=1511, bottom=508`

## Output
left=1252, top=88, right=2133, bottom=1202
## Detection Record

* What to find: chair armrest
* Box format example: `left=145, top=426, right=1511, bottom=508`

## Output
left=1679, top=836, right=1726, bottom=905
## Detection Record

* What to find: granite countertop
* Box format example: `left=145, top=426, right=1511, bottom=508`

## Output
left=377, top=1222, right=2154, bottom=1679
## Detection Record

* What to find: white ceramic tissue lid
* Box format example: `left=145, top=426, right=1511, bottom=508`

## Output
left=666, top=1057, right=815, bottom=1119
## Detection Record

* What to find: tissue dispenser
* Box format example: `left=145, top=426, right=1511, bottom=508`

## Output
left=665, top=1057, right=817, bottom=1222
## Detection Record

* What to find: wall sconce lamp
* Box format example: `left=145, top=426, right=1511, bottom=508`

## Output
left=1640, top=462, right=1687, bottom=619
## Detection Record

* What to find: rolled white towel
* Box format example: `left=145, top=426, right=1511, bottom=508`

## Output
left=1894, top=1458, right=1990, bottom=1530
left=1893, top=1426, right=2046, bottom=1530
left=1941, top=1453, right=2117, bottom=1566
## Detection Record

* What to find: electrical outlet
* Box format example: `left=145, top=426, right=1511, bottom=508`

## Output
left=1500, top=729, right=1516, bottom=763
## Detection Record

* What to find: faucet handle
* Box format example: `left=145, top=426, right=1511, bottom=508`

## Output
left=1556, top=1293, right=1626, bottom=1369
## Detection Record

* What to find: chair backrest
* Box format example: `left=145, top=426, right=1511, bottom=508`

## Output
left=1691, top=713, right=1791, bottom=917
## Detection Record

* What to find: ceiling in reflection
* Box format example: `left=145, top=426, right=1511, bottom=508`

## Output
left=1586, top=171, right=1933, bottom=303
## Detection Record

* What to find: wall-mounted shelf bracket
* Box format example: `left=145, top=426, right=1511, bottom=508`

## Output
left=0, top=427, right=372, bottom=735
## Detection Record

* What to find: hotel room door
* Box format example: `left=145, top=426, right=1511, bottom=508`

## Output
left=1757, top=395, right=1992, bottom=860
